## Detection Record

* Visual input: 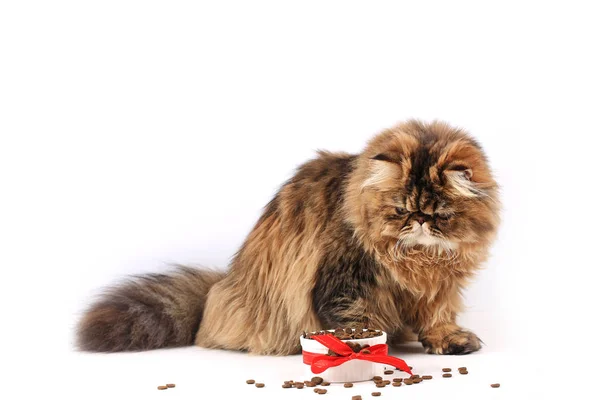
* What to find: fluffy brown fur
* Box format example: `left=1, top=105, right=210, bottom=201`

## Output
left=77, top=120, right=500, bottom=356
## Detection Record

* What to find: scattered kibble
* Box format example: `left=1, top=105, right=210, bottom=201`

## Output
left=372, top=392, right=381, bottom=397
left=459, top=370, right=469, bottom=375
left=442, top=368, right=451, bottom=372
left=166, top=383, right=175, bottom=388
left=157, top=386, right=168, bottom=390
left=422, top=375, right=432, bottom=380
left=317, top=389, right=327, bottom=394
left=311, top=377, right=324, bottom=385
left=491, top=383, right=500, bottom=388
left=392, top=378, right=402, bottom=383
left=384, top=370, right=394, bottom=375
left=392, top=382, right=402, bottom=387
left=321, top=382, right=330, bottom=386
left=246, top=379, right=255, bottom=384
left=443, top=373, right=452, bottom=378
left=404, top=379, right=413, bottom=385
left=344, top=382, right=354, bottom=388
left=282, top=383, right=292, bottom=388
left=255, top=383, right=265, bottom=388
left=352, top=396, right=363, bottom=400
left=373, top=376, right=382, bottom=381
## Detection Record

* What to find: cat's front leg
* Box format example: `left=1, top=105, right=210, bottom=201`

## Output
left=412, top=299, right=482, bottom=355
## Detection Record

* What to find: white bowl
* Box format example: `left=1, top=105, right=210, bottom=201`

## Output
left=299, top=330, right=388, bottom=383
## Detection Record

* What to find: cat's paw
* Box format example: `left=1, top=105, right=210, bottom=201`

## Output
left=421, top=329, right=482, bottom=355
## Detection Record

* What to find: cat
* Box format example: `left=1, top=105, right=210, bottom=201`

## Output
left=77, top=120, right=500, bottom=355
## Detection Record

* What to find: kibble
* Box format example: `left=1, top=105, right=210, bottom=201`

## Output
left=282, top=383, right=292, bottom=388
left=306, top=328, right=383, bottom=340
left=422, top=375, right=432, bottom=380
left=157, top=386, right=168, bottom=390
left=442, top=368, right=451, bottom=372
left=413, top=378, right=422, bottom=384
left=392, top=382, right=402, bottom=387
left=372, top=392, right=381, bottom=397
left=372, top=376, right=382, bottom=381
left=306, top=382, right=316, bottom=387
left=166, top=384, right=175, bottom=388
left=246, top=379, right=255, bottom=384
left=352, top=396, right=363, bottom=400
left=296, top=383, right=305, bottom=389
left=384, top=370, right=394, bottom=375
left=311, top=377, right=324, bottom=385
left=403, top=379, right=413, bottom=385
left=491, top=383, right=500, bottom=388
left=344, top=383, right=354, bottom=388
left=321, top=382, right=330, bottom=386
left=442, top=373, right=452, bottom=378
left=317, top=389, right=327, bottom=394
left=255, top=383, right=265, bottom=388
left=393, top=378, right=402, bottom=383
left=375, top=383, right=386, bottom=388
left=410, top=374, right=420, bottom=379
left=458, top=367, right=467, bottom=371
left=459, top=370, right=469, bottom=375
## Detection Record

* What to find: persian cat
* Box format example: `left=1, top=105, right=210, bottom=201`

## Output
left=78, top=120, right=500, bottom=356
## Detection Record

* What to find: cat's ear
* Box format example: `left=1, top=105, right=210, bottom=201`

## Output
left=448, top=165, right=473, bottom=181
left=444, top=166, right=480, bottom=197
left=371, top=151, right=402, bottom=164
left=363, top=153, right=402, bottom=189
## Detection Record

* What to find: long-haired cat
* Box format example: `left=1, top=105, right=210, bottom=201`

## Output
left=78, top=120, right=500, bottom=355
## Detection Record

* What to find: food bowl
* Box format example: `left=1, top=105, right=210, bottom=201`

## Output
left=299, top=329, right=388, bottom=383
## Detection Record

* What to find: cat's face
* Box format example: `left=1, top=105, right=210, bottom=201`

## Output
left=349, top=121, right=500, bottom=254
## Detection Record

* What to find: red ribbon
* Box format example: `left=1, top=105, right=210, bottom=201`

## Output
left=303, top=334, right=412, bottom=375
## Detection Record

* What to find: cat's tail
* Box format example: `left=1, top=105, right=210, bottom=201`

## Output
left=76, top=266, right=225, bottom=352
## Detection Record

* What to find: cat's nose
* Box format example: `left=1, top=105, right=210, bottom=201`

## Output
left=417, top=216, right=425, bottom=225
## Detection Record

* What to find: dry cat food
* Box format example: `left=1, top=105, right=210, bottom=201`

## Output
left=442, top=373, right=452, bottom=378
left=392, top=378, right=402, bottom=383
left=491, top=383, right=501, bottom=388
left=375, top=382, right=386, bottom=388
left=442, top=368, right=452, bottom=372
left=255, top=383, right=265, bottom=388
left=303, top=328, right=383, bottom=340
left=422, top=375, right=432, bottom=380
left=392, top=382, right=402, bottom=387
left=311, top=376, right=324, bottom=385
left=372, top=376, right=382, bottom=381
left=246, top=379, right=255, bottom=384
left=166, top=384, right=175, bottom=388
left=316, top=389, right=327, bottom=394
left=157, top=386, right=168, bottom=390
left=282, top=383, right=292, bottom=388
left=372, top=392, right=381, bottom=397
left=352, top=396, right=363, bottom=400
left=403, top=379, right=413, bottom=385
left=321, top=381, right=330, bottom=386
left=344, top=382, right=354, bottom=388
left=459, top=370, right=469, bottom=375
left=384, top=370, right=394, bottom=375
left=410, top=374, right=420, bottom=379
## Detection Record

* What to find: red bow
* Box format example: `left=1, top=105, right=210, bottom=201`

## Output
left=303, top=334, right=412, bottom=375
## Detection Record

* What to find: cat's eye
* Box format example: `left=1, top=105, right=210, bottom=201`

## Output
left=437, top=214, right=452, bottom=221
left=395, top=207, right=408, bottom=216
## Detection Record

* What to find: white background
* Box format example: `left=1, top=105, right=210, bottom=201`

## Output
left=1, top=1, right=598, bottom=399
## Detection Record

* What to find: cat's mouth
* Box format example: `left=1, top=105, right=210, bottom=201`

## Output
left=402, top=222, right=457, bottom=250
